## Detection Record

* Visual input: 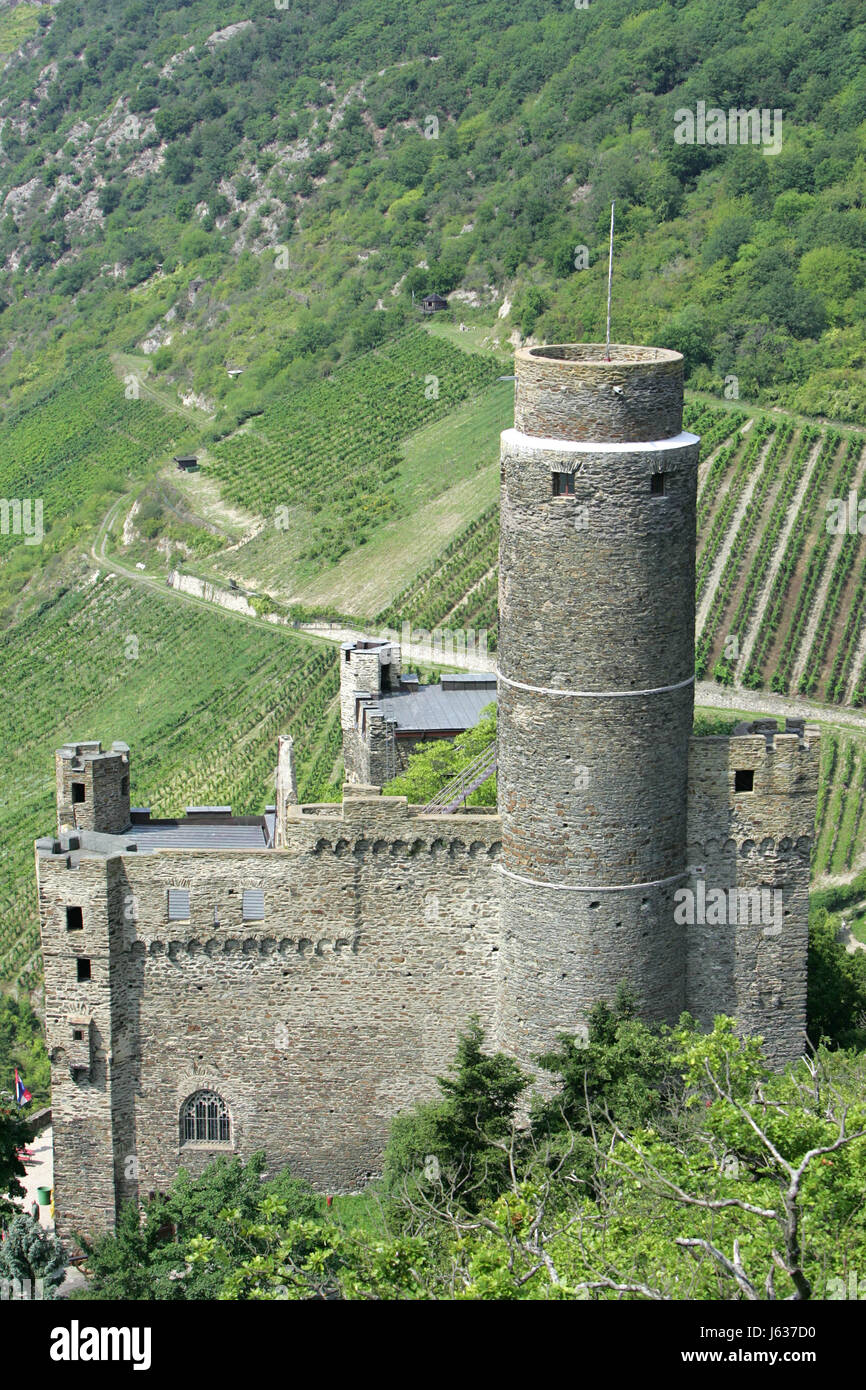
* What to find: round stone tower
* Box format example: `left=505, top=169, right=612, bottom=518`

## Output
left=497, top=344, right=700, bottom=1066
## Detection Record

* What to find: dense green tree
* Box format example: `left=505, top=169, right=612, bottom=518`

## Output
left=808, top=907, right=866, bottom=1050
left=81, top=1152, right=319, bottom=1300
left=183, top=1021, right=866, bottom=1300
left=0, top=997, right=49, bottom=1109
left=383, top=703, right=496, bottom=806
left=0, top=1093, right=30, bottom=1220
left=383, top=1017, right=529, bottom=1210
left=0, top=1213, right=66, bottom=1296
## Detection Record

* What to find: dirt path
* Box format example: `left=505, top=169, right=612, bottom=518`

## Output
left=696, top=678, right=866, bottom=732
left=300, top=623, right=496, bottom=671
left=91, top=495, right=327, bottom=642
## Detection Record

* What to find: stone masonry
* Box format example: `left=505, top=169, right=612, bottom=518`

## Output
left=36, top=343, right=818, bottom=1242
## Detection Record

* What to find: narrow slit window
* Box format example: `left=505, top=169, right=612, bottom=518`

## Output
left=735, top=769, right=755, bottom=793
left=66, top=906, right=83, bottom=931
left=650, top=472, right=667, bottom=495
left=76, top=957, right=91, bottom=982
left=552, top=472, right=575, bottom=496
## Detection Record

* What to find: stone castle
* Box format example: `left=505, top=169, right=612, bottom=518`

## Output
left=36, top=344, right=819, bottom=1241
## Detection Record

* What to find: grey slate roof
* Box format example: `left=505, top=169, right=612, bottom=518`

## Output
left=127, top=821, right=270, bottom=850
left=377, top=674, right=496, bottom=735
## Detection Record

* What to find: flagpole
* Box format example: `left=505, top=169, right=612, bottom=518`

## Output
left=605, top=200, right=615, bottom=361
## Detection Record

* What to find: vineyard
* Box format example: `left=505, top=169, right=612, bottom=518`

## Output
left=8, top=354, right=866, bottom=993
left=813, top=730, right=866, bottom=879
left=0, top=577, right=342, bottom=990
left=207, top=329, right=501, bottom=568
left=0, top=357, right=178, bottom=560
left=368, top=400, right=866, bottom=711
left=376, top=503, right=500, bottom=647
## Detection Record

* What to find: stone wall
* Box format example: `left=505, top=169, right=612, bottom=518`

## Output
left=38, top=792, right=502, bottom=1239
left=56, top=742, right=130, bottom=836
left=339, top=639, right=402, bottom=784
left=38, top=849, right=125, bottom=1238
left=513, top=344, right=685, bottom=443
left=686, top=726, right=820, bottom=1065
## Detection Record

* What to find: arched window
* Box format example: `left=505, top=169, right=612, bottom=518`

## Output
left=180, top=1090, right=231, bottom=1145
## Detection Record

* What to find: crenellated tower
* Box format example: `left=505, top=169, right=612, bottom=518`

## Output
left=55, top=740, right=131, bottom=836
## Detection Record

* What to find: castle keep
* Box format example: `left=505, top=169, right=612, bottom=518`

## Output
left=36, top=344, right=819, bottom=1240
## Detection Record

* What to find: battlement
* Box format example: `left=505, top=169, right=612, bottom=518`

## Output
left=514, top=343, right=685, bottom=444
left=689, top=721, right=820, bottom=823
left=56, top=739, right=131, bottom=836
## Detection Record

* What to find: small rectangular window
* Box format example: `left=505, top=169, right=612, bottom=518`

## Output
left=71, top=782, right=86, bottom=804
left=552, top=472, right=576, bottom=496
left=734, top=769, right=755, bottom=793
left=72, top=1029, right=83, bottom=1041
left=242, top=888, right=265, bottom=922
left=76, top=957, right=91, bottom=982
left=650, top=473, right=667, bottom=495
left=66, top=906, right=83, bottom=931
left=168, top=888, right=190, bottom=920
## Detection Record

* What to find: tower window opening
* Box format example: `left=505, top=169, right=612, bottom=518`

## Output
left=66, top=906, right=83, bottom=931
left=71, top=782, right=86, bottom=804
left=552, top=472, right=575, bottom=496
left=735, top=769, right=755, bottom=793
left=76, top=957, right=91, bottom=982
left=72, top=1029, right=83, bottom=1041
left=121, top=776, right=129, bottom=796
left=650, top=472, right=667, bottom=495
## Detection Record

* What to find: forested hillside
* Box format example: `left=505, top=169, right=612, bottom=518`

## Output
left=1, top=0, right=865, bottom=441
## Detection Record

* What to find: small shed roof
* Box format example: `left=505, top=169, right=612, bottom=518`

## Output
left=377, top=674, right=495, bottom=735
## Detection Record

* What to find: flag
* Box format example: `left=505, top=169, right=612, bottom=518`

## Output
left=14, top=1068, right=31, bottom=1106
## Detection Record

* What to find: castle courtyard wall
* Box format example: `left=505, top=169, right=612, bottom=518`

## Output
left=38, top=794, right=502, bottom=1237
